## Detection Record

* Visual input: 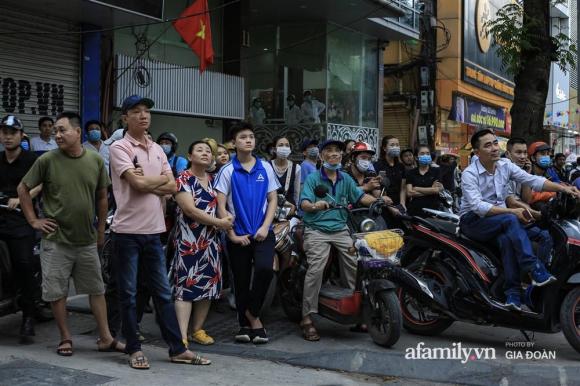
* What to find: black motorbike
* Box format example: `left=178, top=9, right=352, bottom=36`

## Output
left=398, top=193, right=580, bottom=353
left=279, top=185, right=435, bottom=347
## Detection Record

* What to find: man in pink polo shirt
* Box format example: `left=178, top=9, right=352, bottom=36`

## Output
left=109, top=95, right=211, bottom=369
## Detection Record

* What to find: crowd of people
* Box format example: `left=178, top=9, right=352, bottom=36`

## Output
left=1, top=93, right=579, bottom=370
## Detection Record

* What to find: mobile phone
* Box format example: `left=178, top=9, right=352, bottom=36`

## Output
left=378, top=171, right=386, bottom=179
left=133, top=156, right=139, bottom=168
left=522, top=209, right=533, bottom=222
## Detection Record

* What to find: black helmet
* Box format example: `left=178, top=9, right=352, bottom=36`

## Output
left=1, top=115, right=24, bottom=131
left=157, top=132, right=178, bottom=154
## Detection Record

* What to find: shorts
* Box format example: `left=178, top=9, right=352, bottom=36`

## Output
left=40, top=239, right=105, bottom=302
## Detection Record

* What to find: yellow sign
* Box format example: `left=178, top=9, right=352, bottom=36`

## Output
left=465, top=66, right=514, bottom=96
left=476, top=0, right=492, bottom=53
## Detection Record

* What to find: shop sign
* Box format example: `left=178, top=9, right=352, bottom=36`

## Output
left=449, top=93, right=506, bottom=131
left=0, top=77, right=65, bottom=116
left=463, top=0, right=514, bottom=100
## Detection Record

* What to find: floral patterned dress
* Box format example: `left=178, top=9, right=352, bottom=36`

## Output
left=170, top=170, right=221, bottom=301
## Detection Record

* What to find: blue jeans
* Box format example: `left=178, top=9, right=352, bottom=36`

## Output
left=526, top=226, right=553, bottom=265
left=111, top=233, right=186, bottom=356
left=460, top=213, right=540, bottom=297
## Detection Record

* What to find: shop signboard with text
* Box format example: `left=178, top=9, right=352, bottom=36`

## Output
left=449, top=93, right=506, bottom=131
left=463, top=0, right=514, bottom=100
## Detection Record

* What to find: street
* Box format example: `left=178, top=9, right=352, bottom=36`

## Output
left=0, top=295, right=578, bottom=386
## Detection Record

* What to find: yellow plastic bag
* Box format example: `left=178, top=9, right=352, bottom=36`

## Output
left=363, top=230, right=404, bottom=256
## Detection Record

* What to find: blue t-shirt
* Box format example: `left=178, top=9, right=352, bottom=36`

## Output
left=168, top=154, right=188, bottom=177
left=214, top=156, right=280, bottom=236
left=301, top=160, right=317, bottom=184
left=545, top=167, right=561, bottom=184
left=574, top=177, right=580, bottom=189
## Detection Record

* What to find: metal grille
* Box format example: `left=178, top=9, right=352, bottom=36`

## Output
left=115, top=54, right=245, bottom=120
left=0, top=7, right=80, bottom=135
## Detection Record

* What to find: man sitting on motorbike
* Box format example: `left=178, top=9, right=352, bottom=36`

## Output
left=526, top=142, right=562, bottom=211
left=460, top=129, right=579, bottom=311
left=504, top=137, right=554, bottom=266
left=299, top=139, right=386, bottom=341
left=346, top=142, right=381, bottom=197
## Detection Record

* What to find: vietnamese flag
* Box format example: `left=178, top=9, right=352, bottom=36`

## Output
left=173, top=0, right=214, bottom=72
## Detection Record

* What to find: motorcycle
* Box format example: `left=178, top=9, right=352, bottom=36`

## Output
left=398, top=193, right=580, bottom=353
left=279, top=185, right=435, bottom=347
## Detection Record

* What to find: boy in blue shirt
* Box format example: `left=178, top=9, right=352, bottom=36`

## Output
left=215, top=122, right=280, bottom=344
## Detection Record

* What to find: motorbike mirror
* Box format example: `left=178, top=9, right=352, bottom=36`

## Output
left=314, top=185, right=329, bottom=198
left=381, top=176, right=390, bottom=189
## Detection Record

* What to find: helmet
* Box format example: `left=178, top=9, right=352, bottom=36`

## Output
left=157, top=132, right=178, bottom=154
left=528, top=141, right=551, bottom=157
left=351, top=141, right=375, bottom=156
left=202, top=137, right=218, bottom=157
left=0, top=115, right=24, bottom=131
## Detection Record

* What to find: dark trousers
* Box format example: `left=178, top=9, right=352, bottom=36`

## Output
left=0, top=232, right=37, bottom=317
left=227, top=231, right=275, bottom=327
left=111, top=232, right=186, bottom=356
left=460, top=212, right=540, bottom=297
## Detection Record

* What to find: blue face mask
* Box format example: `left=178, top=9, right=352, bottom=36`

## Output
left=418, top=154, right=432, bottom=166
left=537, top=155, right=551, bottom=169
left=161, top=144, right=172, bottom=155
left=21, top=141, right=30, bottom=151
left=87, top=129, right=101, bottom=142
left=323, top=161, right=341, bottom=171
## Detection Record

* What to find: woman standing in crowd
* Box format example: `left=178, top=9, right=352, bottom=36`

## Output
left=405, top=145, right=443, bottom=217
left=373, top=135, right=407, bottom=211
left=215, top=144, right=231, bottom=173
left=270, top=136, right=301, bottom=214
left=171, top=141, right=234, bottom=347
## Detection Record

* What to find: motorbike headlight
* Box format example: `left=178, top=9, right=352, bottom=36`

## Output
left=360, top=218, right=377, bottom=233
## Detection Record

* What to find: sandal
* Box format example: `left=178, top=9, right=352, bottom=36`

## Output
left=129, top=355, right=150, bottom=370
left=56, top=340, right=73, bottom=356
left=97, top=338, right=126, bottom=353
left=190, top=330, right=215, bottom=345
left=301, top=322, right=320, bottom=342
left=171, top=353, right=211, bottom=365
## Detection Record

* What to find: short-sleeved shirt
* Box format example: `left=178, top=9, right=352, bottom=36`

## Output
left=214, top=156, right=280, bottom=236
left=168, top=154, right=189, bottom=177
left=109, top=133, right=172, bottom=234
left=406, top=167, right=441, bottom=216
left=30, top=136, right=57, bottom=154
left=300, top=160, right=317, bottom=184
left=22, top=149, right=110, bottom=245
left=300, top=169, right=364, bottom=233
left=0, top=150, right=37, bottom=235
left=373, top=159, right=406, bottom=204
left=83, top=141, right=110, bottom=173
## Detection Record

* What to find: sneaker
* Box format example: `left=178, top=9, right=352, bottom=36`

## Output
left=505, top=294, right=522, bottom=311
left=251, top=328, right=269, bottom=344
left=530, top=264, right=557, bottom=287
left=190, top=329, right=215, bottom=345
left=235, top=327, right=252, bottom=343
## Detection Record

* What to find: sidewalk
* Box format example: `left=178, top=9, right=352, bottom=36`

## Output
left=65, top=295, right=580, bottom=386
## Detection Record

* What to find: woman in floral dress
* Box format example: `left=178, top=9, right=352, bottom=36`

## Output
left=171, top=141, right=234, bottom=346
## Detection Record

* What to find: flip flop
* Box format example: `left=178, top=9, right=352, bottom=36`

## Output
left=300, top=323, right=320, bottom=342
left=56, top=339, right=73, bottom=356
left=97, top=338, right=126, bottom=353
left=171, top=353, right=211, bottom=365
left=129, top=355, right=150, bottom=370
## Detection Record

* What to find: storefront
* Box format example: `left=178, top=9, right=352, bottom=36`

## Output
left=436, top=0, right=513, bottom=166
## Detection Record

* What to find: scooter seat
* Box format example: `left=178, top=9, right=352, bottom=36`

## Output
left=457, top=233, right=502, bottom=267
left=420, top=217, right=458, bottom=236
left=319, top=284, right=354, bottom=300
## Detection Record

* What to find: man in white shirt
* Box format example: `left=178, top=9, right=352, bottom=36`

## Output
left=460, top=129, right=578, bottom=310
left=301, top=90, right=325, bottom=124
left=30, top=117, right=57, bottom=154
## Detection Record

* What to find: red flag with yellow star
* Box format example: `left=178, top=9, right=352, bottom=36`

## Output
left=173, top=0, right=214, bottom=72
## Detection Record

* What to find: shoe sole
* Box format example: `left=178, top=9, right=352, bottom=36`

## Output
left=235, top=335, right=251, bottom=343
left=532, top=276, right=557, bottom=287
left=252, top=337, right=269, bottom=344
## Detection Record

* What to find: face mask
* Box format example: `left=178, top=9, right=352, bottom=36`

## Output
left=356, top=159, right=371, bottom=172
left=323, top=161, right=341, bottom=171
left=387, top=147, right=401, bottom=158
left=21, top=141, right=30, bottom=151
left=161, top=144, right=172, bottom=155
left=276, top=146, right=291, bottom=159
left=307, top=147, right=319, bottom=158
left=418, top=154, right=432, bottom=166
left=88, top=129, right=101, bottom=142
left=537, top=155, right=551, bottom=169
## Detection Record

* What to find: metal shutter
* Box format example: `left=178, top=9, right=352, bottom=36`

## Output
left=383, top=104, right=411, bottom=148
left=0, top=6, right=80, bottom=135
